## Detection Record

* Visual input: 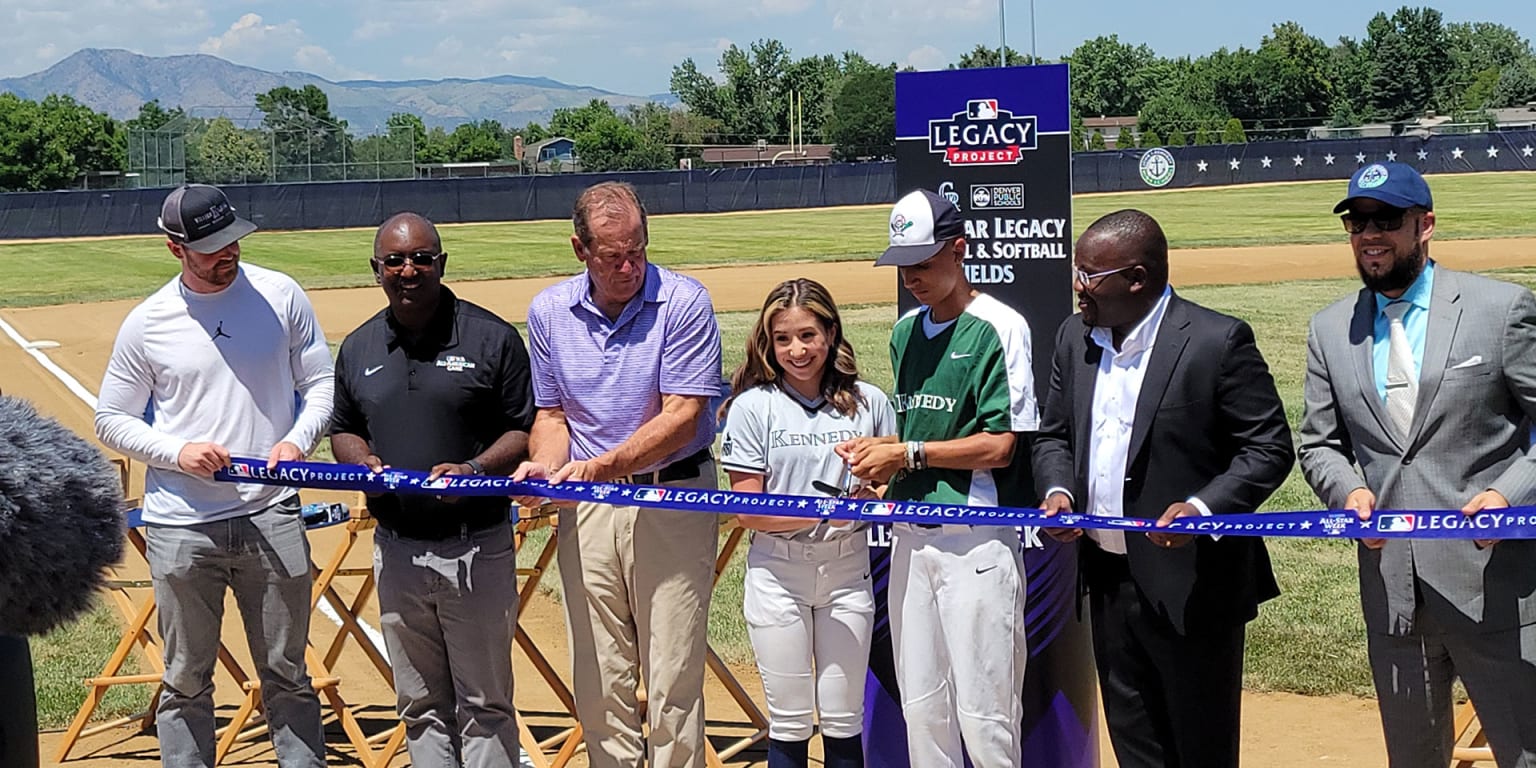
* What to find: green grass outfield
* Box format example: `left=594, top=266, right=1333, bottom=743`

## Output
left=2, top=172, right=1535, bottom=307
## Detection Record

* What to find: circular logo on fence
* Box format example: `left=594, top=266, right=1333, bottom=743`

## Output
left=1139, top=148, right=1176, bottom=188
left=1358, top=164, right=1389, bottom=189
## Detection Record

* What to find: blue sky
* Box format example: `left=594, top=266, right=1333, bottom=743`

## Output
left=2, top=1, right=1533, bottom=96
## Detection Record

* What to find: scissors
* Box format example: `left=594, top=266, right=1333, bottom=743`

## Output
left=812, top=461, right=856, bottom=498
left=808, top=463, right=860, bottom=535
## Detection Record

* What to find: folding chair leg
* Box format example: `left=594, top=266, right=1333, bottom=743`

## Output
left=518, top=716, right=552, bottom=768
left=215, top=686, right=262, bottom=764
left=55, top=591, right=162, bottom=762
left=549, top=724, right=584, bottom=768
left=369, top=724, right=408, bottom=768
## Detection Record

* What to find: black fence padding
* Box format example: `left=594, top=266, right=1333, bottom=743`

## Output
left=1080, top=130, right=1536, bottom=192
left=4, top=131, right=1534, bottom=241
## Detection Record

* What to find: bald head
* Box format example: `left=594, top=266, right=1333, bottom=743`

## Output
left=1079, top=209, right=1169, bottom=288
left=374, top=212, right=441, bottom=255
left=573, top=181, right=648, bottom=248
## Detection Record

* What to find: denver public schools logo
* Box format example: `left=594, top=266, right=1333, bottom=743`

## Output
left=929, top=98, right=1038, bottom=166
left=1139, top=148, right=1176, bottom=188
left=1358, top=164, right=1389, bottom=189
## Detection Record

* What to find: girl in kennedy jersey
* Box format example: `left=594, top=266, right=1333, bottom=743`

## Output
left=719, top=279, right=896, bottom=768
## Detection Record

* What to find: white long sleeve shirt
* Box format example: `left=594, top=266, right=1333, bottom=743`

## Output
left=95, top=263, right=335, bottom=525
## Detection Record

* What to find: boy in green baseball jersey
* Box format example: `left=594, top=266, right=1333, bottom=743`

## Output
left=839, top=188, right=1036, bottom=768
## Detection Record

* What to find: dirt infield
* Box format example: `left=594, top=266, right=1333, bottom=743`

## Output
left=15, top=237, right=1536, bottom=767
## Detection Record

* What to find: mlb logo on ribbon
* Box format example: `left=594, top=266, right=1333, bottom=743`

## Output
left=1377, top=514, right=1417, bottom=533
left=862, top=501, right=897, bottom=517
left=227, top=463, right=254, bottom=478
left=633, top=488, right=667, bottom=503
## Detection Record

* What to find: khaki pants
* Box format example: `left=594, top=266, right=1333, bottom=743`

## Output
left=557, top=462, right=719, bottom=768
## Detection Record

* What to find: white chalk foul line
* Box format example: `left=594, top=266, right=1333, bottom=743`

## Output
left=0, top=310, right=389, bottom=659
left=0, top=315, right=99, bottom=410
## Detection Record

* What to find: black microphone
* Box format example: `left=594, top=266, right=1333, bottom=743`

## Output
left=0, top=395, right=126, bottom=768
left=0, top=395, right=126, bottom=636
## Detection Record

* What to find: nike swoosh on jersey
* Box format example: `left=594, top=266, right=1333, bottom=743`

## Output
left=950, top=352, right=972, bottom=359
left=364, top=365, right=384, bottom=376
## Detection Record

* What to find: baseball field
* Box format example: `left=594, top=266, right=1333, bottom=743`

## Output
left=7, top=171, right=1536, bottom=766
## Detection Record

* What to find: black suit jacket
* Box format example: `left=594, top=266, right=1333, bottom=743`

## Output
left=1032, top=293, right=1294, bottom=634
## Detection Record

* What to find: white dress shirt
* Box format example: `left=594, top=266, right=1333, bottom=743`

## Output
left=1083, top=287, right=1173, bottom=552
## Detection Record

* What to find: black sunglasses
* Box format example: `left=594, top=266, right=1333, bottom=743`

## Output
left=1340, top=210, right=1410, bottom=235
left=375, top=251, right=441, bottom=269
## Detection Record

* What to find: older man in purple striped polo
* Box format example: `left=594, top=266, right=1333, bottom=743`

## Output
left=513, top=181, right=723, bottom=768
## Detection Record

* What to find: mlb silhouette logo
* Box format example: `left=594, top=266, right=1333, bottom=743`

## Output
left=863, top=501, right=898, bottom=516
left=227, top=463, right=254, bottom=478
left=633, top=488, right=667, bottom=503
left=1377, top=514, right=1417, bottom=533
left=967, top=99, right=1000, bottom=119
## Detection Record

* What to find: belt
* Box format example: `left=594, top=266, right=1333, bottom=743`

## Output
left=751, top=531, right=866, bottom=560
left=617, top=447, right=712, bottom=485
left=378, top=515, right=505, bottom=542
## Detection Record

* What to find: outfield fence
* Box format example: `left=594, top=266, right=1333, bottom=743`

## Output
left=2, top=131, right=1533, bottom=241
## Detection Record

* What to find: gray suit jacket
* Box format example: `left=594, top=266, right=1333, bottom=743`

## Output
left=1298, top=266, right=1536, bottom=636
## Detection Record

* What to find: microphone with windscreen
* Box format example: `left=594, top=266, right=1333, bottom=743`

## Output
left=0, top=395, right=126, bottom=768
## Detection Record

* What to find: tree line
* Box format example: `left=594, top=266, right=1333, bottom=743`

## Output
left=1, top=5, right=1533, bottom=192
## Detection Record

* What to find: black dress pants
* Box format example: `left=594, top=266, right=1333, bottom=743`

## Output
left=1084, top=544, right=1246, bottom=768
left=0, top=634, right=38, bottom=768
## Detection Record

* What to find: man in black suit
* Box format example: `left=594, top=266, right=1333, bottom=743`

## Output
left=1032, top=209, right=1294, bottom=767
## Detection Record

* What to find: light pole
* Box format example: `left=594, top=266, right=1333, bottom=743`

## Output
left=1030, top=0, right=1037, bottom=62
left=999, top=0, right=1008, bottom=66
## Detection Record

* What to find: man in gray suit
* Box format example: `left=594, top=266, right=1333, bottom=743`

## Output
left=1299, top=162, right=1536, bottom=768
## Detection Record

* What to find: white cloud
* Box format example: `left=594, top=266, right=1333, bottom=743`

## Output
left=756, top=0, right=814, bottom=15
left=494, top=34, right=560, bottom=71
left=352, top=20, right=393, bottom=41
left=0, top=0, right=1021, bottom=97
left=199, top=13, right=305, bottom=57
left=295, top=44, right=373, bottom=80
left=191, top=13, right=374, bottom=80
left=0, top=0, right=212, bottom=77
left=903, top=45, right=948, bottom=72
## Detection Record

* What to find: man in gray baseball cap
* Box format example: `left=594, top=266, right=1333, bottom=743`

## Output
left=96, top=181, right=333, bottom=766
left=156, top=183, right=259, bottom=293
left=158, top=183, right=258, bottom=252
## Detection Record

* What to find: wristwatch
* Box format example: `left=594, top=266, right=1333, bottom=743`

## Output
left=463, top=458, right=485, bottom=475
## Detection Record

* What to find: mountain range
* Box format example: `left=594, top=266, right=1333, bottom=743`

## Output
left=0, top=48, right=675, bottom=131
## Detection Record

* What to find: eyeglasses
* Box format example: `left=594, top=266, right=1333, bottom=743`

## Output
left=1341, top=210, right=1410, bottom=234
left=1073, top=264, right=1139, bottom=286
left=375, top=251, right=441, bottom=270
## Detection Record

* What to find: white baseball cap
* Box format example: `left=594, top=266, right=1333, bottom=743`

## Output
left=875, top=189, right=965, bottom=267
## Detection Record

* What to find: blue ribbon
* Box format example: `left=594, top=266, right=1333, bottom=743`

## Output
left=212, top=458, right=1536, bottom=540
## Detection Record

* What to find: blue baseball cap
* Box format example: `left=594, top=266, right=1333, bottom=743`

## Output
left=1333, top=162, right=1433, bottom=213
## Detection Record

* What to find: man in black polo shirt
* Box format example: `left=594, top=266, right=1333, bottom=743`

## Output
left=331, top=212, right=534, bottom=768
